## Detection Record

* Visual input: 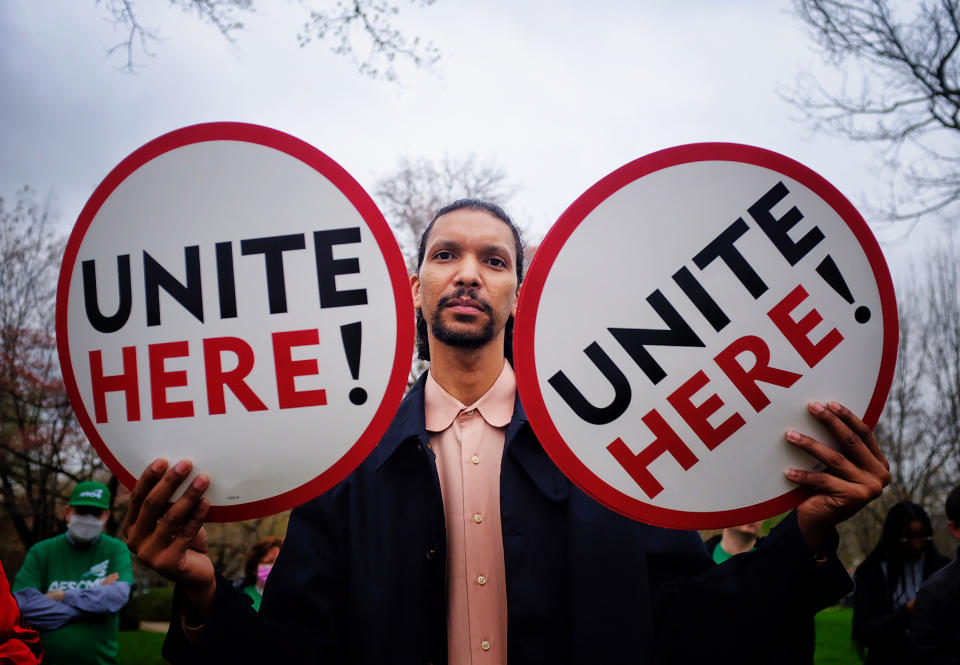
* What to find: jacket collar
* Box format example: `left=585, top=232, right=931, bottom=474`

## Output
left=371, top=372, right=431, bottom=470
left=504, top=393, right=569, bottom=501
left=371, top=369, right=569, bottom=501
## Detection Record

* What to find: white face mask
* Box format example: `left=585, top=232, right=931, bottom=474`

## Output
left=67, top=513, right=104, bottom=543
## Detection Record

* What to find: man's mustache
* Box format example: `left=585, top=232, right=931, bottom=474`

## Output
left=437, top=288, right=494, bottom=316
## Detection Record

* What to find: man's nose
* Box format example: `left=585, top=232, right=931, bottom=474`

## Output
left=455, top=256, right=482, bottom=286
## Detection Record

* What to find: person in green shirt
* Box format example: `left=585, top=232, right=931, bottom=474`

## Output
left=12, top=481, right=133, bottom=665
left=704, top=520, right=765, bottom=564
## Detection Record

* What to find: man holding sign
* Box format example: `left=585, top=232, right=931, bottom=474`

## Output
left=123, top=199, right=889, bottom=664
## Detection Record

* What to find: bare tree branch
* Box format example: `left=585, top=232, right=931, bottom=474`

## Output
left=96, top=0, right=439, bottom=80
left=298, top=0, right=440, bottom=81
left=838, top=241, right=960, bottom=563
left=0, top=188, right=105, bottom=550
left=373, top=154, right=519, bottom=272
left=785, top=0, right=960, bottom=223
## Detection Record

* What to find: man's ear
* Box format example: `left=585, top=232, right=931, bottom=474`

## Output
left=410, top=273, right=421, bottom=310
left=511, top=284, right=520, bottom=318
left=948, top=520, right=960, bottom=542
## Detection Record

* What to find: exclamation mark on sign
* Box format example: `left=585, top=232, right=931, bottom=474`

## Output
left=341, top=322, right=367, bottom=405
left=816, top=256, right=871, bottom=324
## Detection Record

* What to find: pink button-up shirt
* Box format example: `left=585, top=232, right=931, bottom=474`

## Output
left=425, top=361, right=514, bottom=665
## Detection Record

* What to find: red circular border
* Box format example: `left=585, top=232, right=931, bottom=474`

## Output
left=56, top=122, right=414, bottom=521
left=514, top=142, right=899, bottom=530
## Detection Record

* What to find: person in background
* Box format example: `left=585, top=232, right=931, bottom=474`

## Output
left=0, top=559, right=43, bottom=665
left=703, top=521, right=766, bottom=564
left=234, top=537, right=283, bottom=612
left=910, top=484, right=960, bottom=664
left=12, top=481, right=133, bottom=665
left=852, top=500, right=949, bottom=665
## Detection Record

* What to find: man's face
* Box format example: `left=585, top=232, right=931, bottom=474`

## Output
left=412, top=208, right=519, bottom=354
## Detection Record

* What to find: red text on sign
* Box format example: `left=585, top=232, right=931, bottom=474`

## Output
left=88, top=328, right=329, bottom=423
left=606, top=284, right=842, bottom=499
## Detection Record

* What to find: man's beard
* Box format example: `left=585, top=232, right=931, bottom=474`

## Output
left=430, top=289, right=496, bottom=350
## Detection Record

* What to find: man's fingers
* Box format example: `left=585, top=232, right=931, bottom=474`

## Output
left=123, top=458, right=168, bottom=540
left=785, top=428, right=863, bottom=483
left=187, top=518, right=210, bottom=555
left=825, top=401, right=890, bottom=472
left=133, top=483, right=210, bottom=575
left=807, top=401, right=889, bottom=479
left=785, top=468, right=841, bottom=494
left=154, top=473, right=210, bottom=543
left=177, top=498, right=210, bottom=547
left=785, top=467, right=880, bottom=505
left=137, top=459, right=194, bottom=533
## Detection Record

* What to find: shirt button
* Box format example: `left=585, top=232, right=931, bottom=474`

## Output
left=426, top=546, right=438, bottom=560
left=473, top=513, right=483, bottom=524
left=471, top=455, right=480, bottom=464
left=477, top=575, right=486, bottom=585
left=464, top=409, right=475, bottom=416
left=480, top=640, right=491, bottom=651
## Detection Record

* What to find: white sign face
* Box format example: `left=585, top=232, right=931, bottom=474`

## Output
left=57, top=123, right=414, bottom=521
left=514, top=143, right=898, bottom=529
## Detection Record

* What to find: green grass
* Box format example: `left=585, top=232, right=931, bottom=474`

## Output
left=120, top=586, right=174, bottom=628
left=117, top=630, right=167, bottom=665
left=815, top=606, right=860, bottom=665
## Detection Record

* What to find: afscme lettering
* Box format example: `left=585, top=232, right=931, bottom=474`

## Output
left=547, top=180, right=848, bottom=499
left=80, top=227, right=367, bottom=333
left=88, top=328, right=329, bottom=423
left=48, top=579, right=107, bottom=591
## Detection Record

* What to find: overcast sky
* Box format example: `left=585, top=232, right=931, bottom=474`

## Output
left=0, top=0, right=943, bottom=279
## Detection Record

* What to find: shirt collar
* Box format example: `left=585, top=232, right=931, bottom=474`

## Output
left=424, top=360, right=516, bottom=432
left=370, top=368, right=530, bottom=472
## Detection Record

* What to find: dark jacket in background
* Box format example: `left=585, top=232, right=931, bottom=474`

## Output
left=853, top=548, right=950, bottom=665
left=910, top=546, right=960, bottom=665
left=164, top=373, right=852, bottom=665
left=703, top=532, right=814, bottom=665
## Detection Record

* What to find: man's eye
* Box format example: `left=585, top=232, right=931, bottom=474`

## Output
left=487, top=257, right=507, bottom=268
left=434, top=250, right=454, bottom=260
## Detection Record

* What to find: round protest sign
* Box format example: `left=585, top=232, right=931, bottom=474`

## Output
left=56, top=122, right=414, bottom=521
left=514, top=143, right=897, bottom=529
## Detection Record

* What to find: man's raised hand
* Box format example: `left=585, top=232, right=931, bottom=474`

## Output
left=122, top=458, right=216, bottom=617
left=785, top=401, right=891, bottom=551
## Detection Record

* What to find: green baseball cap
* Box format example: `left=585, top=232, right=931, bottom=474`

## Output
left=69, top=481, right=111, bottom=510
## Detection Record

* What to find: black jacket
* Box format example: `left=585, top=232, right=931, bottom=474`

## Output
left=853, top=548, right=950, bottom=665
left=165, top=372, right=852, bottom=665
left=910, top=547, right=960, bottom=665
